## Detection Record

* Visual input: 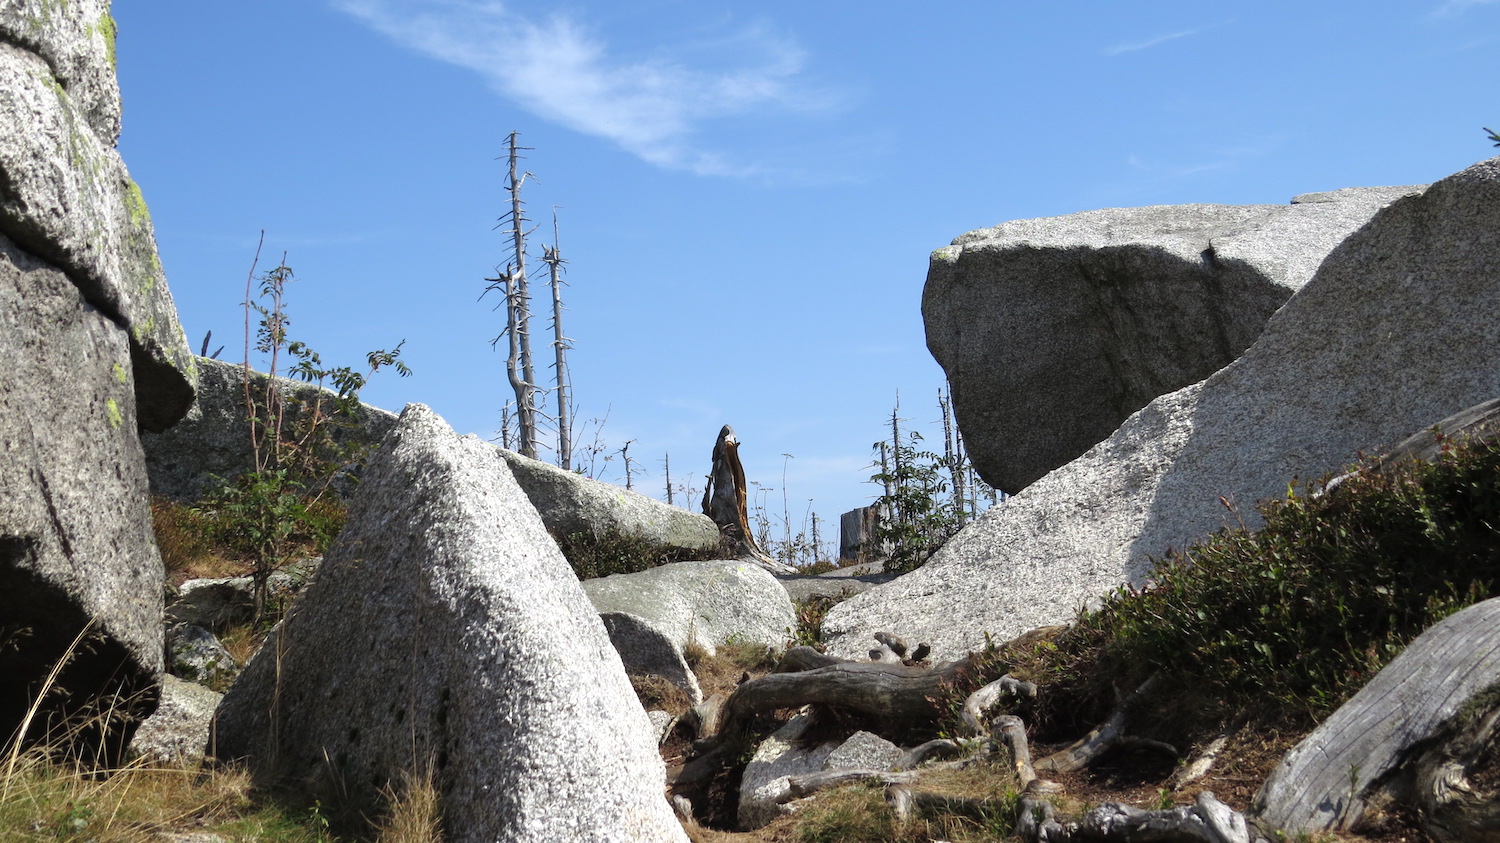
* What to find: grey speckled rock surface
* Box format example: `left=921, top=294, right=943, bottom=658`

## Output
left=583, top=559, right=796, bottom=657
left=0, top=0, right=121, bottom=142
left=826, top=160, right=1500, bottom=663
left=144, top=356, right=397, bottom=502
left=601, top=611, right=703, bottom=705
left=128, top=675, right=220, bottom=765
left=738, top=714, right=837, bottom=829
left=925, top=185, right=1422, bottom=492
left=0, top=231, right=162, bottom=751
left=497, top=447, right=719, bottom=552
left=0, top=36, right=194, bottom=429
left=211, top=405, right=686, bottom=843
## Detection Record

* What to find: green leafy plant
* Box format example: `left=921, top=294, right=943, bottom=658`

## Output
left=870, top=428, right=960, bottom=574
left=198, top=246, right=409, bottom=624
left=1487, top=126, right=1500, bottom=147
left=866, top=393, right=998, bottom=574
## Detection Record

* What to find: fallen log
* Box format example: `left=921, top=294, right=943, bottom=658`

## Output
left=713, top=659, right=971, bottom=742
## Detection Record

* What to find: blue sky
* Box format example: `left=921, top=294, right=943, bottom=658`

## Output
left=112, top=1, right=1498, bottom=544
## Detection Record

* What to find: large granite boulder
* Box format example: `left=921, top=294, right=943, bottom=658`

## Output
left=143, top=356, right=398, bottom=502
left=0, top=8, right=195, bottom=428
left=212, top=405, right=686, bottom=842
left=0, top=2, right=193, bottom=757
left=0, top=231, right=164, bottom=755
left=825, top=159, right=1500, bottom=663
left=583, top=559, right=797, bottom=657
left=925, top=186, right=1421, bottom=492
left=496, top=447, right=719, bottom=552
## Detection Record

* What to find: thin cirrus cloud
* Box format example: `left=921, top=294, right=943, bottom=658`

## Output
left=1103, top=28, right=1202, bottom=56
left=1433, top=0, right=1500, bottom=14
left=332, top=0, right=835, bottom=178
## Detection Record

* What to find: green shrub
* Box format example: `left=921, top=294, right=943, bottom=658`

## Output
left=552, top=528, right=726, bottom=580
left=1038, top=433, right=1500, bottom=725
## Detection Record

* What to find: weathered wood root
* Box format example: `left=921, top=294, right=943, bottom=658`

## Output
left=895, top=738, right=964, bottom=770
left=1037, top=675, right=1168, bottom=774
left=963, top=675, right=1039, bottom=735
left=1172, top=734, right=1229, bottom=790
left=781, top=769, right=920, bottom=802
left=775, top=646, right=847, bottom=673
left=1015, top=790, right=1264, bottom=843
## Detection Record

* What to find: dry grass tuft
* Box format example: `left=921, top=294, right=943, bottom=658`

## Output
left=372, top=766, right=443, bottom=843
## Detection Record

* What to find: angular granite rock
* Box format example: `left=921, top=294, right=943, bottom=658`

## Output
left=0, top=232, right=163, bottom=756
left=143, top=356, right=398, bottom=502
left=925, top=185, right=1422, bottom=492
left=826, top=160, right=1500, bottom=663
left=212, top=405, right=686, bottom=843
left=496, top=447, right=720, bottom=553
left=129, top=675, right=221, bottom=766
left=600, top=611, right=703, bottom=705
left=583, top=559, right=796, bottom=657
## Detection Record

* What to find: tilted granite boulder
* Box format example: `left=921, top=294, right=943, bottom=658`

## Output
left=0, top=31, right=194, bottom=430
left=925, top=185, right=1421, bottom=492
left=825, top=160, right=1500, bottom=663
left=212, top=405, right=686, bottom=842
left=583, top=559, right=796, bottom=657
left=0, top=232, right=163, bottom=755
left=496, top=447, right=720, bottom=552
left=143, top=356, right=398, bottom=502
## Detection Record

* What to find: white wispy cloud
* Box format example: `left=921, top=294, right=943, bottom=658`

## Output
left=1433, top=0, right=1500, bottom=15
left=331, top=0, right=832, bottom=177
left=1103, top=28, right=1200, bottom=57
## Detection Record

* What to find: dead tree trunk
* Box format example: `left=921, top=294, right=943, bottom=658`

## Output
left=543, top=210, right=571, bottom=470
left=500, top=131, right=538, bottom=458
left=701, top=425, right=782, bottom=568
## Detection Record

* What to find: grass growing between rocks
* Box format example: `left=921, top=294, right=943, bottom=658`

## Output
left=0, top=745, right=442, bottom=842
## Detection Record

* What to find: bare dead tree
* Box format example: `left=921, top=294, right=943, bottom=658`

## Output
left=543, top=209, right=572, bottom=470
left=483, top=131, right=539, bottom=458
left=663, top=453, right=674, bottom=505
left=618, top=439, right=637, bottom=490
left=939, top=387, right=966, bottom=527
left=498, top=403, right=514, bottom=451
